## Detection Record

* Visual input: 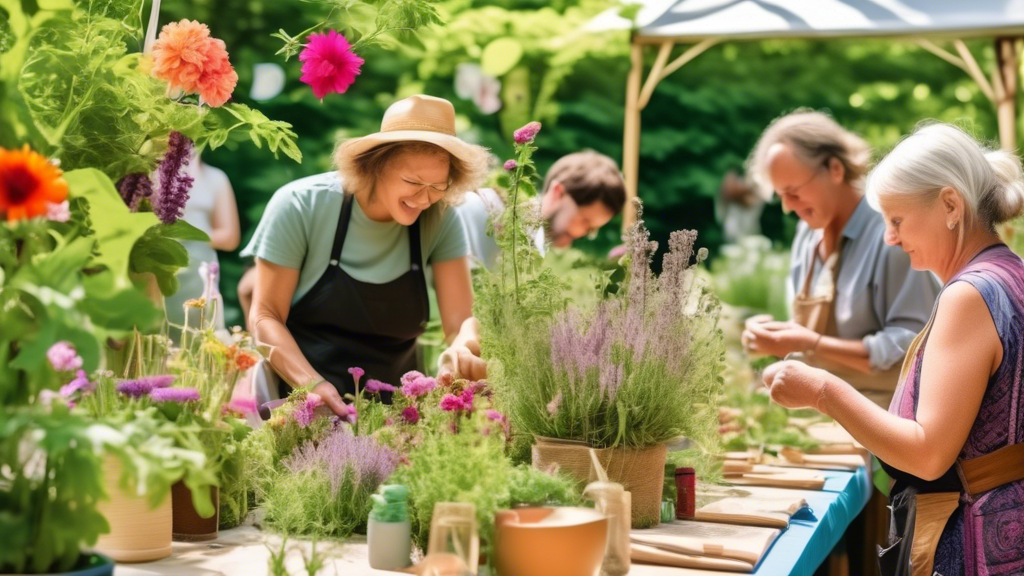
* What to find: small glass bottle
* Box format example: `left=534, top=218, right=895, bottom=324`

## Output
left=368, top=485, right=412, bottom=570
left=584, top=481, right=630, bottom=576
left=427, top=502, right=479, bottom=575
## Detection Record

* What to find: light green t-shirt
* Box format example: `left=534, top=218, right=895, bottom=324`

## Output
left=241, top=172, right=468, bottom=303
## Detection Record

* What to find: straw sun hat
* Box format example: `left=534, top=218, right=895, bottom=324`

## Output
left=336, top=95, right=490, bottom=195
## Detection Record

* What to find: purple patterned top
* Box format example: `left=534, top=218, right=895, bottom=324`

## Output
left=886, top=244, right=1024, bottom=576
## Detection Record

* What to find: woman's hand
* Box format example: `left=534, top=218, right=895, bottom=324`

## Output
left=762, top=360, right=830, bottom=413
left=312, top=381, right=350, bottom=416
left=743, top=318, right=818, bottom=358
left=437, top=317, right=487, bottom=382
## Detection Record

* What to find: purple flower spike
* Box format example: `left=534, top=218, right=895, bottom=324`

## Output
left=150, top=387, right=201, bottom=403
left=513, top=121, right=542, bottom=144
left=154, top=131, right=195, bottom=224
left=117, top=173, right=154, bottom=211
left=364, top=379, right=397, bottom=394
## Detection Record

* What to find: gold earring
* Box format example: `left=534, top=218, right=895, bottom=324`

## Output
left=948, top=220, right=957, bottom=230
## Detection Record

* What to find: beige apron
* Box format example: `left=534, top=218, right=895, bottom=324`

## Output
left=791, top=237, right=901, bottom=408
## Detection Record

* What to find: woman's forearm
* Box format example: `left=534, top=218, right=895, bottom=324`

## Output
left=252, top=313, right=325, bottom=390
left=208, top=228, right=240, bottom=252
left=820, top=372, right=941, bottom=479
left=813, top=336, right=872, bottom=373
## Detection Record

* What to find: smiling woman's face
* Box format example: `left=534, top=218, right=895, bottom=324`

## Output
left=372, top=150, right=451, bottom=225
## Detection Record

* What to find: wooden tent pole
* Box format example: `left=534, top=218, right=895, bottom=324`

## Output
left=622, top=38, right=645, bottom=230
left=994, top=37, right=1019, bottom=151
left=638, top=42, right=674, bottom=111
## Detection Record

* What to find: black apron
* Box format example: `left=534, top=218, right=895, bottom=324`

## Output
left=283, top=193, right=429, bottom=401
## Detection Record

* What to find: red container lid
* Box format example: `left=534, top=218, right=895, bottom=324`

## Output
left=674, top=467, right=696, bottom=476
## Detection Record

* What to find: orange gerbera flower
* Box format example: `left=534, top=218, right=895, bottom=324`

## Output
left=151, top=19, right=237, bottom=107
left=0, top=146, right=69, bottom=222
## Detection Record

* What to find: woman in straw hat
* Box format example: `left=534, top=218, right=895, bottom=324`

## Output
left=242, top=95, right=490, bottom=415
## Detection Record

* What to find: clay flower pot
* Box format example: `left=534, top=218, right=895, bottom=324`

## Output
left=494, top=507, right=608, bottom=576
left=94, top=456, right=172, bottom=563
left=171, top=480, right=219, bottom=542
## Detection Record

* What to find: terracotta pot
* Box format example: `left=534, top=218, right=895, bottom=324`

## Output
left=94, top=456, right=172, bottom=563
left=532, top=438, right=667, bottom=528
left=494, top=507, right=608, bottom=576
left=171, top=481, right=219, bottom=542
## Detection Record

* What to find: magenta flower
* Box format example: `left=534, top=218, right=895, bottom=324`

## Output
left=401, top=405, right=420, bottom=425
left=401, top=375, right=437, bottom=398
left=150, top=387, right=201, bottom=403
left=116, top=375, right=175, bottom=398
left=60, top=370, right=94, bottom=397
left=485, top=409, right=506, bottom=424
left=504, top=159, right=517, bottom=171
left=47, top=341, right=83, bottom=372
left=400, top=371, right=425, bottom=388
left=460, top=388, right=474, bottom=410
left=364, top=379, right=397, bottom=394
left=299, top=30, right=364, bottom=99
left=348, top=367, right=365, bottom=388
left=293, top=393, right=324, bottom=428
left=440, top=393, right=465, bottom=412
left=513, top=121, right=542, bottom=144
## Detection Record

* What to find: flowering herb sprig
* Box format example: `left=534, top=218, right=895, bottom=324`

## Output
left=502, top=121, right=542, bottom=302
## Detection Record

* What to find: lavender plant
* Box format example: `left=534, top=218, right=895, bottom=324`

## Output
left=262, top=427, right=401, bottom=539
left=486, top=200, right=725, bottom=451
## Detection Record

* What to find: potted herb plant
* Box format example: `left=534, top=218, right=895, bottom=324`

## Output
left=475, top=124, right=726, bottom=528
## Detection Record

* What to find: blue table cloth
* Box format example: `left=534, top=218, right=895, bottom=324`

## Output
left=748, top=465, right=873, bottom=576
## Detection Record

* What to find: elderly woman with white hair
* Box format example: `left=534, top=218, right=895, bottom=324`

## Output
left=243, top=95, right=490, bottom=415
left=763, top=123, right=1024, bottom=576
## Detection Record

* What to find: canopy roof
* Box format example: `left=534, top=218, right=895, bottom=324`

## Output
left=587, top=0, right=1024, bottom=43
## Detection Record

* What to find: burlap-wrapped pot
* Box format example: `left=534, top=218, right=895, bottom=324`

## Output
left=95, top=456, right=172, bottom=562
left=532, top=437, right=667, bottom=528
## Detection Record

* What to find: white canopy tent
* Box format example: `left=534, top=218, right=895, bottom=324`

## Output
left=587, top=0, right=1024, bottom=227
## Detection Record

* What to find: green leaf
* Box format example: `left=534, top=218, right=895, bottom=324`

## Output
left=80, top=271, right=161, bottom=333
left=64, top=168, right=164, bottom=288
left=151, top=220, right=209, bottom=243
left=481, top=37, right=523, bottom=77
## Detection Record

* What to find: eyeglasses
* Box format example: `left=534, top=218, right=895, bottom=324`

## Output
left=773, top=169, right=823, bottom=199
left=403, top=178, right=451, bottom=194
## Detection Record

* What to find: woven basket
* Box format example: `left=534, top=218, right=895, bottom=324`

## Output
left=532, top=437, right=667, bottom=528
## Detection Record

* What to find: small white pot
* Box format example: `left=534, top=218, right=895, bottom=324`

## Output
left=367, top=518, right=412, bottom=570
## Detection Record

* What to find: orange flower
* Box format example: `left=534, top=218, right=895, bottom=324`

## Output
left=151, top=19, right=237, bottom=107
left=234, top=352, right=257, bottom=372
left=0, top=146, right=69, bottom=222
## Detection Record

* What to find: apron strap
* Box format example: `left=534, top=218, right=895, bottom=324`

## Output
left=330, top=193, right=356, bottom=266
left=957, top=441, right=1024, bottom=498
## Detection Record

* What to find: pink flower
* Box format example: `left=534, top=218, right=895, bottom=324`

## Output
left=60, top=370, right=94, bottom=397
left=299, top=30, right=364, bottom=99
left=504, top=159, right=517, bottom=171
left=364, top=379, right=397, bottom=394
left=401, top=406, right=420, bottom=424
left=485, top=409, right=506, bottom=424
left=46, top=201, right=70, bottom=222
left=401, top=371, right=425, bottom=387
left=293, top=393, right=324, bottom=428
left=460, top=388, right=475, bottom=410
left=150, top=387, right=201, bottom=403
left=514, top=121, right=542, bottom=144
left=401, top=375, right=437, bottom=398
left=440, top=393, right=465, bottom=412
left=546, top=391, right=562, bottom=416
left=608, top=244, right=627, bottom=260
left=47, top=341, right=82, bottom=372
left=225, top=398, right=258, bottom=415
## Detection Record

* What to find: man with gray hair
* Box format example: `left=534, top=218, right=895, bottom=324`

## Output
left=741, top=110, right=939, bottom=406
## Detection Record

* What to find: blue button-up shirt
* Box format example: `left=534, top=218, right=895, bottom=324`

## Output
left=787, top=198, right=941, bottom=371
